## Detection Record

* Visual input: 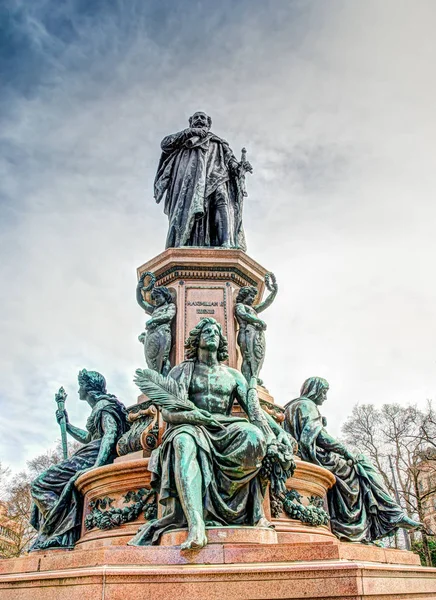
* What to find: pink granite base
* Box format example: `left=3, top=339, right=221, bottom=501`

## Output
left=0, top=539, right=433, bottom=600
left=1, top=558, right=435, bottom=600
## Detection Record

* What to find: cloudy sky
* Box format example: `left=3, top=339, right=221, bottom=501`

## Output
left=1, top=0, right=435, bottom=471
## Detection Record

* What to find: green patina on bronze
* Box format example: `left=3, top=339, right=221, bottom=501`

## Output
left=235, top=272, right=278, bottom=385
left=29, top=370, right=129, bottom=551
left=284, top=377, right=423, bottom=543
left=136, top=271, right=176, bottom=376
left=129, top=317, right=296, bottom=550
left=85, top=489, right=157, bottom=531
left=273, top=489, right=330, bottom=527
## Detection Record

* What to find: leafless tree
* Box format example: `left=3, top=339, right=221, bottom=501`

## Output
left=342, top=402, right=436, bottom=565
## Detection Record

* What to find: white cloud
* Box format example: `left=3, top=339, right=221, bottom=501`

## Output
left=1, top=0, right=435, bottom=469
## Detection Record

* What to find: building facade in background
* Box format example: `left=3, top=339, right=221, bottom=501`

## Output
left=417, top=456, right=436, bottom=533
left=0, top=502, right=20, bottom=558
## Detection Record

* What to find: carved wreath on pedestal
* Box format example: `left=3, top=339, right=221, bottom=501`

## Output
left=270, top=488, right=330, bottom=527
left=84, top=488, right=157, bottom=531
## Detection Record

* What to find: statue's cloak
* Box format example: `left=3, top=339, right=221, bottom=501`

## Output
left=154, top=130, right=246, bottom=250
left=284, top=398, right=407, bottom=542
left=129, top=360, right=266, bottom=546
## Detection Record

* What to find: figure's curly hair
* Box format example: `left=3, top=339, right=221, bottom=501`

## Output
left=78, top=369, right=128, bottom=419
left=152, top=286, right=173, bottom=304
left=236, top=286, right=257, bottom=304
left=185, top=317, right=228, bottom=362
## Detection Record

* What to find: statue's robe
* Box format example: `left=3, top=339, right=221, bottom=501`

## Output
left=129, top=361, right=266, bottom=546
left=284, top=397, right=408, bottom=543
left=154, top=130, right=246, bottom=250
left=30, top=398, right=128, bottom=550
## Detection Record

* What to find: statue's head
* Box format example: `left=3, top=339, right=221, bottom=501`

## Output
left=185, top=317, right=229, bottom=362
left=236, top=286, right=257, bottom=306
left=151, top=286, right=173, bottom=307
left=189, top=111, right=212, bottom=130
left=78, top=369, right=107, bottom=402
left=300, top=377, right=329, bottom=406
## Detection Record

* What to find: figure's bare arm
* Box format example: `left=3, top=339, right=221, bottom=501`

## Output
left=60, top=410, right=90, bottom=444
left=161, top=408, right=223, bottom=429
left=136, top=275, right=155, bottom=315
left=234, top=370, right=296, bottom=451
left=233, top=371, right=275, bottom=444
left=235, top=303, right=265, bottom=327
left=93, top=413, right=119, bottom=467
left=147, top=303, right=176, bottom=328
left=254, top=274, right=278, bottom=313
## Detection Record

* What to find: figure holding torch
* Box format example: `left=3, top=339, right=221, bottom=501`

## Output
left=55, top=387, right=69, bottom=460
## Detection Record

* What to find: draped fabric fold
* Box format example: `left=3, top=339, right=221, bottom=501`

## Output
left=129, top=361, right=266, bottom=546
left=285, top=397, right=407, bottom=542
left=30, top=398, right=128, bottom=550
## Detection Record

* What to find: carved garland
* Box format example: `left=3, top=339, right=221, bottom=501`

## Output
left=270, top=488, right=330, bottom=527
left=84, top=488, right=157, bottom=531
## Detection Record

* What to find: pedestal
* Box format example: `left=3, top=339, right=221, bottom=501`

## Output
left=3, top=249, right=436, bottom=598
left=137, top=247, right=269, bottom=369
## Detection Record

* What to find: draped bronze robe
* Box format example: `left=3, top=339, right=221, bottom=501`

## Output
left=284, top=397, right=408, bottom=542
left=30, top=398, right=128, bottom=550
left=129, top=361, right=267, bottom=546
left=154, top=130, right=246, bottom=250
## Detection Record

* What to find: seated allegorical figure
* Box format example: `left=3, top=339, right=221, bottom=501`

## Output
left=284, top=377, right=422, bottom=543
left=30, top=369, right=129, bottom=551
left=130, top=317, right=295, bottom=550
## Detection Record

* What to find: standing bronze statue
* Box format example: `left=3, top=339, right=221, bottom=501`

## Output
left=29, top=370, right=129, bottom=550
left=130, top=318, right=294, bottom=550
left=136, top=271, right=176, bottom=376
left=154, top=111, right=252, bottom=250
left=284, top=377, right=423, bottom=543
left=235, top=273, right=278, bottom=385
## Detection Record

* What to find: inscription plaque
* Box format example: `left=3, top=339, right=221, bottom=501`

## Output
left=184, top=285, right=228, bottom=342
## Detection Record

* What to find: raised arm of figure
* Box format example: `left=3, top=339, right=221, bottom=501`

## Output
left=254, top=274, right=278, bottom=313
left=136, top=275, right=155, bottom=315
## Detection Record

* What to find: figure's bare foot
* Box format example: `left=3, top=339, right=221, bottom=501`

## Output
left=256, top=516, right=274, bottom=528
left=180, top=522, right=208, bottom=550
left=399, top=516, right=423, bottom=531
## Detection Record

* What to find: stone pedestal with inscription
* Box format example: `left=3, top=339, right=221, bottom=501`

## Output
left=2, top=249, right=436, bottom=600
left=136, top=247, right=270, bottom=369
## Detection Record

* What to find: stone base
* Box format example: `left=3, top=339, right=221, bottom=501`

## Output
left=1, top=541, right=435, bottom=599
left=160, top=526, right=278, bottom=546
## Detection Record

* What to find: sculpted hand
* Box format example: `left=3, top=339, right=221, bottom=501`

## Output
left=240, top=160, right=253, bottom=173
left=275, top=429, right=296, bottom=454
left=56, top=409, right=69, bottom=425
left=190, top=127, right=208, bottom=138
left=191, top=409, right=224, bottom=429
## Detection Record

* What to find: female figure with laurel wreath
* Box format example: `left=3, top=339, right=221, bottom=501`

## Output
left=235, top=272, right=278, bottom=385
left=136, top=271, right=176, bottom=376
left=29, top=370, right=129, bottom=551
